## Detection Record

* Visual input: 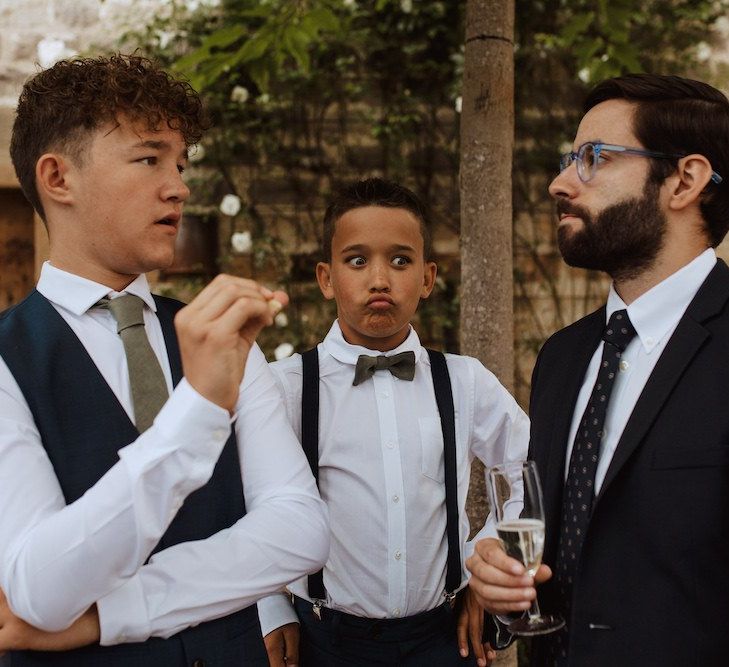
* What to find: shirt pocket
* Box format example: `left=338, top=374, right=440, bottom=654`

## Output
left=419, top=416, right=445, bottom=483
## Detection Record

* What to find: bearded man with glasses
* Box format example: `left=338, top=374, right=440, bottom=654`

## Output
left=466, top=73, right=729, bottom=666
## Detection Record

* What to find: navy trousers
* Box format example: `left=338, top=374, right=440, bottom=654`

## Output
left=294, top=597, right=478, bottom=666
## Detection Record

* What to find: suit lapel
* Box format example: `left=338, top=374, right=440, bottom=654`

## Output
left=541, top=309, right=605, bottom=546
left=596, top=259, right=729, bottom=503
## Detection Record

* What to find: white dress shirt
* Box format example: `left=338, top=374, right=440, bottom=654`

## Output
left=564, top=249, right=717, bottom=492
left=0, top=262, right=328, bottom=643
left=257, top=320, right=529, bottom=636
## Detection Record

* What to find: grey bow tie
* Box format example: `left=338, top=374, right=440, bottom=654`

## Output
left=352, top=351, right=416, bottom=386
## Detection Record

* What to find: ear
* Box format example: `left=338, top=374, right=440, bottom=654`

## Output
left=316, top=262, right=335, bottom=300
left=36, top=153, right=75, bottom=208
left=667, top=154, right=716, bottom=212
left=420, top=261, right=437, bottom=299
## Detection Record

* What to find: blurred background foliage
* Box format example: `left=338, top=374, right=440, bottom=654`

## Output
left=120, top=0, right=729, bottom=401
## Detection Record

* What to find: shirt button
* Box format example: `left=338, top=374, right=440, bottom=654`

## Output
left=645, top=337, right=654, bottom=346
left=619, top=360, right=629, bottom=372
left=392, top=495, right=400, bottom=503
left=394, top=549, right=402, bottom=560
left=387, top=441, right=395, bottom=449
left=393, top=608, right=401, bottom=617
left=381, top=391, right=390, bottom=398
left=213, top=429, right=227, bottom=440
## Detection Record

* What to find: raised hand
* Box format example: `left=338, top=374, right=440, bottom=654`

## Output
left=175, top=275, right=288, bottom=412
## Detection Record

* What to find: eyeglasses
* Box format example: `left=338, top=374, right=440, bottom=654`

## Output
left=559, top=141, right=723, bottom=185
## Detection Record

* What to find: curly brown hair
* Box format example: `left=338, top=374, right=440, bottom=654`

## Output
left=10, top=53, right=208, bottom=221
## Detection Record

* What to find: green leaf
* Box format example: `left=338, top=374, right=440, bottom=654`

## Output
left=200, top=23, right=248, bottom=50
left=236, top=29, right=275, bottom=63
left=282, top=25, right=312, bottom=71
left=560, top=11, right=595, bottom=44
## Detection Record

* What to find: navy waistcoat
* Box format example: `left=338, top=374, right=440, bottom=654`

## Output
left=0, top=290, right=267, bottom=666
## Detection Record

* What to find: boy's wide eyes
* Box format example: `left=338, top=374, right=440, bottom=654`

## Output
left=345, top=255, right=412, bottom=267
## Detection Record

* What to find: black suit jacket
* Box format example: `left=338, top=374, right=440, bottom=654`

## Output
left=528, top=258, right=729, bottom=666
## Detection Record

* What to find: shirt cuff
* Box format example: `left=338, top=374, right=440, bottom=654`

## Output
left=257, top=592, right=299, bottom=638
left=97, top=575, right=150, bottom=645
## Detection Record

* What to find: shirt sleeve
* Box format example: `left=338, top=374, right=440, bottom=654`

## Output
left=0, top=356, right=233, bottom=632
left=96, top=346, right=329, bottom=644
left=257, top=593, right=299, bottom=638
left=461, top=357, right=530, bottom=555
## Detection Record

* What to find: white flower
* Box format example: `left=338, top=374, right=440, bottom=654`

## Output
left=696, top=42, right=712, bottom=63
left=274, top=311, right=288, bottom=328
left=188, top=143, right=205, bottom=162
left=257, top=93, right=270, bottom=105
left=230, top=85, right=250, bottom=104
left=230, top=230, right=252, bottom=253
left=220, top=194, right=242, bottom=217
left=156, top=30, right=175, bottom=49
left=400, top=0, right=413, bottom=13
left=454, top=96, right=462, bottom=113
left=274, top=342, right=294, bottom=360
left=577, top=67, right=591, bottom=84
left=37, top=38, right=73, bottom=68
left=342, top=0, right=356, bottom=7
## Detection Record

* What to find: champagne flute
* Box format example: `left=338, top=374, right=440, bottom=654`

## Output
left=487, top=460, right=565, bottom=635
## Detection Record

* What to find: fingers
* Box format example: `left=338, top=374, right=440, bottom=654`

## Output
left=263, top=629, right=286, bottom=667
left=534, top=563, right=553, bottom=584
left=281, top=623, right=300, bottom=666
left=175, top=275, right=290, bottom=410
left=466, top=538, right=536, bottom=615
left=468, top=607, right=487, bottom=667
left=456, top=605, right=469, bottom=658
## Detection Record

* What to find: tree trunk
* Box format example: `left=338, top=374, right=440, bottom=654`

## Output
left=460, top=1, right=516, bottom=664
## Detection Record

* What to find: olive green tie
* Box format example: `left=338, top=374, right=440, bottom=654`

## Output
left=98, top=295, right=169, bottom=432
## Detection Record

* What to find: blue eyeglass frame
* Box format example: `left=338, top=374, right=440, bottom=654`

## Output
left=559, top=141, right=723, bottom=185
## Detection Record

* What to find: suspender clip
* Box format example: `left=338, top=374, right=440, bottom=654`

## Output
left=443, top=590, right=457, bottom=608
left=312, top=598, right=325, bottom=621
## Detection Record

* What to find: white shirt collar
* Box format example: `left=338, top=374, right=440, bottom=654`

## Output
left=606, top=248, right=716, bottom=353
left=322, top=319, right=423, bottom=366
left=36, top=261, right=158, bottom=316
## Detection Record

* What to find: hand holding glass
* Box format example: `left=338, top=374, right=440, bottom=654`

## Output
left=487, top=460, right=565, bottom=636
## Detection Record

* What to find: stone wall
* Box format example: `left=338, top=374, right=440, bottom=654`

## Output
left=0, top=0, right=167, bottom=170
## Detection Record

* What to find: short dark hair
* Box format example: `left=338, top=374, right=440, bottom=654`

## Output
left=10, top=53, right=207, bottom=221
left=322, top=178, right=433, bottom=262
left=585, top=73, right=729, bottom=247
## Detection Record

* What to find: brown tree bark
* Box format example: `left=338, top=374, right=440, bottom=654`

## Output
left=460, top=1, right=517, bottom=664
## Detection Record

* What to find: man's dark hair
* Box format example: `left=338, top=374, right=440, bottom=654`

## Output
left=10, top=53, right=207, bottom=221
left=322, top=178, right=433, bottom=262
left=585, top=73, right=729, bottom=247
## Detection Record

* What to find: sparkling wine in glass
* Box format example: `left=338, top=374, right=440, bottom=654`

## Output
left=487, top=460, right=565, bottom=636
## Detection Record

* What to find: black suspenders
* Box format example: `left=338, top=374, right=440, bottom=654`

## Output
left=300, top=347, right=461, bottom=607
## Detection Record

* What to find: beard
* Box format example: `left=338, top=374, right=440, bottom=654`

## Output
left=556, top=178, right=666, bottom=282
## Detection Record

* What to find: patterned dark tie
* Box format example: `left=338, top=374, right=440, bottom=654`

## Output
left=551, top=309, right=636, bottom=661
left=97, top=295, right=169, bottom=432
left=352, top=351, right=416, bottom=386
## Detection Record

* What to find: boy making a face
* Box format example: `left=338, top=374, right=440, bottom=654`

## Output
left=259, top=178, right=528, bottom=666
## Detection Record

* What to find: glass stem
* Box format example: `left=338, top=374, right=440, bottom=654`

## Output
left=527, top=597, right=542, bottom=622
